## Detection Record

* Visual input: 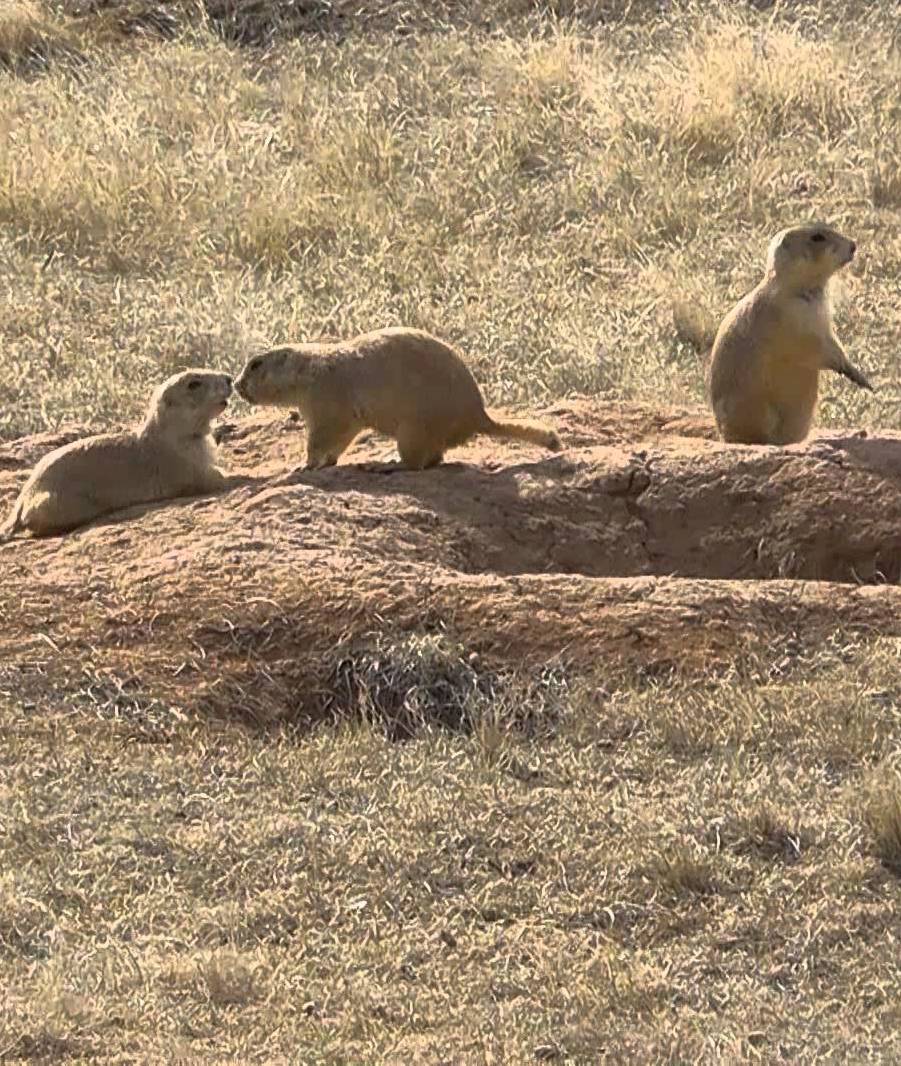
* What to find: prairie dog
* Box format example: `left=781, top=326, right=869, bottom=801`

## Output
left=1, top=369, right=232, bottom=539
left=708, top=224, right=872, bottom=445
left=234, top=326, right=561, bottom=470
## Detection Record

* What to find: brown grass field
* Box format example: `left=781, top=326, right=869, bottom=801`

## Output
left=1, top=1, right=901, bottom=1062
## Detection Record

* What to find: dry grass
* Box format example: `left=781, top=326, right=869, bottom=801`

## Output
left=1, top=2, right=899, bottom=437
left=0, top=0, right=83, bottom=75
left=2, top=3, right=901, bottom=1062
left=1, top=635, right=900, bottom=1062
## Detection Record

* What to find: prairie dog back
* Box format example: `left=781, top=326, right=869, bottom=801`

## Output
left=236, top=326, right=560, bottom=470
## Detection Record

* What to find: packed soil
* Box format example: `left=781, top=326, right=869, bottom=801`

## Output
left=1, top=399, right=899, bottom=724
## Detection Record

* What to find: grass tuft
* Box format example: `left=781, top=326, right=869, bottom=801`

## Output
left=866, top=784, right=901, bottom=876
left=321, top=631, right=568, bottom=740
left=199, top=950, right=262, bottom=1006
left=730, top=804, right=804, bottom=864
left=0, top=0, right=83, bottom=76
left=646, top=846, right=720, bottom=899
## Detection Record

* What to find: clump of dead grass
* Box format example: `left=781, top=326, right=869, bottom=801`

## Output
left=0, top=0, right=82, bottom=75
left=201, top=0, right=337, bottom=46
left=321, top=630, right=568, bottom=740
left=196, top=949, right=263, bottom=1005
left=865, top=781, right=901, bottom=876
left=641, top=18, right=858, bottom=165
left=645, top=846, right=720, bottom=899
left=323, top=630, right=496, bottom=738
left=725, top=803, right=805, bottom=864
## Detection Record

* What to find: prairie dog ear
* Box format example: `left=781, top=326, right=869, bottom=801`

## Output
left=263, top=348, right=291, bottom=367
left=766, top=230, right=787, bottom=269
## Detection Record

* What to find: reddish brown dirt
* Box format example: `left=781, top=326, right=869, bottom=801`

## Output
left=1, top=399, right=899, bottom=722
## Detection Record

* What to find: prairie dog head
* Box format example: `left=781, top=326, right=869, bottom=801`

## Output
left=235, top=347, right=317, bottom=407
left=766, top=224, right=856, bottom=291
left=144, top=369, right=233, bottom=438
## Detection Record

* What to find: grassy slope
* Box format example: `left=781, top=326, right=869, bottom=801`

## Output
left=3, top=637, right=901, bottom=1063
left=1, top=1, right=900, bottom=437
left=1, top=2, right=901, bottom=1062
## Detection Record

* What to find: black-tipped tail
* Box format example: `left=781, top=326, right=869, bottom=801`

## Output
left=837, top=361, right=874, bottom=391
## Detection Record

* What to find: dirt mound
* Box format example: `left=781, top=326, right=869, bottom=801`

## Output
left=1, top=399, right=899, bottom=724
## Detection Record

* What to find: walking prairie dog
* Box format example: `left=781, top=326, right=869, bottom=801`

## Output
left=0, top=369, right=232, bottom=539
left=234, top=326, right=562, bottom=469
left=708, top=224, right=873, bottom=445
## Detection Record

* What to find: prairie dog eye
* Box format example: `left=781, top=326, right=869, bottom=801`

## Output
left=810, top=233, right=827, bottom=243
left=187, top=380, right=203, bottom=391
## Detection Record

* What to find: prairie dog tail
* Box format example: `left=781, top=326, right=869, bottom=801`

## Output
left=836, top=360, right=874, bottom=391
left=481, top=412, right=561, bottom=452
left=0, top=497, right=23, bottom=543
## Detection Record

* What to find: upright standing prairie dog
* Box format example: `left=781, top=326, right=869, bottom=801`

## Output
left=0, top=369, right=232, bottom=539
left=234, top=326, right=562, bottom=470
left=708, top=224, right=873, bottom=445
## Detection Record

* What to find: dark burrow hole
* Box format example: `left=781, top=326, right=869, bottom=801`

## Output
left=309, top=630, right=572, bottom=742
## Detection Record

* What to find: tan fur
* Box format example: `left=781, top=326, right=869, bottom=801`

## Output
left=0, top=369, right=232, bottom=540
left=708, top=223, right=873, bottom=446
left=234, top=326, right=562, bottom=470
